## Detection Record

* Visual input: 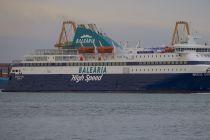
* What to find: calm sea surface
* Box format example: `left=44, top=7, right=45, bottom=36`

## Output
left=0, top=92, right=210, bottom=140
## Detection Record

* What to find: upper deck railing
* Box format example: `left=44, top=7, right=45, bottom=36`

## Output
left=31, top=49, right=78, bottom=55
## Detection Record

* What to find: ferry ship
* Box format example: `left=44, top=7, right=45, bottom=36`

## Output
left=3, top=21, right=210, bottom=92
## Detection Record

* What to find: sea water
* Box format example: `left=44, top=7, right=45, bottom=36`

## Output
left=0, top=92, right=210, bottom=140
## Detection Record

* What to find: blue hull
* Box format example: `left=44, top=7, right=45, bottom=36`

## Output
left=3, top=73, right=210, bottom=93
left=0, top=77, right=9, bottom=90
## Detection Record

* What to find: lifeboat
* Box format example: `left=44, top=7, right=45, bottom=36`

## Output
left=78, top=47, right=95, bottom=53
left=163, top=47, right=175, bottom=53
left=79, top=55, right=85, bottom=61
left=97, top=46, right=113, bottom=53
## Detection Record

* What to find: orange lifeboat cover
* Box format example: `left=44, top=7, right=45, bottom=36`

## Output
left=164, top=47, right=175, bottom=53
left=78, top=47, right=95, bottom=53
left=97, top=46, right=113, bottom=53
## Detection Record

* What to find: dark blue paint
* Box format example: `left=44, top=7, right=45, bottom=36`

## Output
left=3, top=73, right=210, bottom=93
left=0, top=77, right=9, bottom=89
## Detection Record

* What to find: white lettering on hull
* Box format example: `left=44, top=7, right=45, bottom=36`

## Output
left=192, top=73, right=210, bottom=76
left=71, top=74, right=103, bottom=83
left=15, top=75, right=24, bottom=80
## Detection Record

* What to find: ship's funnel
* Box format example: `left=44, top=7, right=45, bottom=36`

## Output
left=72, top=26, right=122, bottom=51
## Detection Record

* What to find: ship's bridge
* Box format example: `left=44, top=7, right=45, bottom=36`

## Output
left=174, top=36, right=210, bottom=54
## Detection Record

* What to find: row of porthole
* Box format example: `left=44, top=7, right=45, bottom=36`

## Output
left=137, top=61, right=187, bottom=65
left=15, top=61, right=189, bottom=67
left=196, top=54, right=210, bottom=58
left=25, top=56, right=48, bottom=61
left=176, top=48, right=210, bottom=52
left=134, top=54, right=180, bottom=58
left=131, top=68, right=187, bottom=72
left=16, top=62, right=127, bottom=67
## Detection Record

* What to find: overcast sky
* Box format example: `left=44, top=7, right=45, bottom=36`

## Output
left=0, top=0, right=210, bottom=62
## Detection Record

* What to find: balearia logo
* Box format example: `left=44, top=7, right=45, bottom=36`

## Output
left=80, top=35, right=92, bottom=39
left=76, top=34, right=95, bottom=44
left=70, top=66, right=106, bottom=83
left=79, top=66, right=107, bottom=74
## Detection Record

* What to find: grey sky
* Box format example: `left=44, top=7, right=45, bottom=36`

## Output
left=0, top=0, right=210, bottom=62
